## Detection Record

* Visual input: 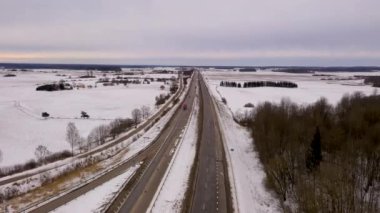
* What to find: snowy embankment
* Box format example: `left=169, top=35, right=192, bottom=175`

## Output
left=204, top=73, right=281, bottom=212
left=52, top=165, right=139, bottom=213
left=215, top=101, right=280, bottom=212
left=148, top=86, right=199, bottom=213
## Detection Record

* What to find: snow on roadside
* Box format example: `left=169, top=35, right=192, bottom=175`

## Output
left=52, top=165, right=139, bottom=213
left=217, top=104, right=280, bottom=212
left=149, top=86, right=199, bottom=213
left=204, top=76, right=281, bottom=212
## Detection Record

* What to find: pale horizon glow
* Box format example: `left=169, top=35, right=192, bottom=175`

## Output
left=1, top=0, right=380, bottom=66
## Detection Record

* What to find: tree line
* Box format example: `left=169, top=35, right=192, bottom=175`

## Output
left=0, top=105, right=151, bottom=178
left=239, top=93, right=379, bottom=212
left=364, top=76, right=380, bottom=87
left=220, top=80, right=298, bottom=88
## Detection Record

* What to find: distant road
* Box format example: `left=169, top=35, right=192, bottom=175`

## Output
left=189, top=73, right=231, bottom=213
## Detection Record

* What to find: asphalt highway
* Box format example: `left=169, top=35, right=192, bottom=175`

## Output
left=189, top=73, right=230, bottom=213
left=111, top=72, right=199, bottom=213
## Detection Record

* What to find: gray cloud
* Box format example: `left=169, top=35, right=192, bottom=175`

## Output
left=0, top=0, right=379, bottom=65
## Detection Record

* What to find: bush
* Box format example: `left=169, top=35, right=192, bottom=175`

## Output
left=0, top=150, right=72, bottom=178
left=170, top=84, right=179, bottom=94
left=161, top=108, right=170, bottom=116
left=45, top=150, right=72, bottom=162
left=173, top=98, right=179, bottom=105
left=222, top=97, right=227, bottom=104
left=109, top=118, right=134, bottom=138
left=155, top=93, right=171, bottom=106
left=244, top=102, right=254, bottom=108
left=3, top=74, right=16, bottom=77
left=23, top=159, right=38, bottom=170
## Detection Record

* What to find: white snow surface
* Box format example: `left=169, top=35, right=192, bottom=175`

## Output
left=0, top=70, right=171, bottom=166
left=0, top=76, right=188, bottom=211
left=149, top=88, right=199, bottom=213
left=204, top=70, right=379, bottom=113
left=216, top=101, right=281, bottom=212
left=52, top=165, right=139, bottom=213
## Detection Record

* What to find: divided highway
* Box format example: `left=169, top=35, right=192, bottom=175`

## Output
left=11, top=71, right=233, bottom=213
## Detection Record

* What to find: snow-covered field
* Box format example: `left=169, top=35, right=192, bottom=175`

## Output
left=149, top=87, right=199, bottom=213
left=204, top=69, right=379, bottom=113
left=2, top=75, right=188, bottom=212
left=0, top=69, right=176, bottom=166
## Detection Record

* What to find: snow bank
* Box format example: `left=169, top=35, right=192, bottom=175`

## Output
left=216, top=101, right=280, bottom=212
left=149, top=87, right=199, bottom=213
left=204, top=75, right=281, bottom=212
left=52, top=165, right=139, bottom=213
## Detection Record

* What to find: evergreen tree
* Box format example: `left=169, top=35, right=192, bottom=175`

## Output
left=306, top=127, right=322, bottom=172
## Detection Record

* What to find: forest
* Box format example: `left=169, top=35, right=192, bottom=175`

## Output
left=242, top=92, right=380, bottom=212
left=220, top=80, right=298, bottom=88
left=364, top=76, right=380, bottom=87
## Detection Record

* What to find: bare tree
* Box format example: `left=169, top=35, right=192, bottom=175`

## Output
left=66, top=122, right=80, bottom=155
left=88, top=125, right=109, bottom=146
left=35, top=145, right=51, bottom=164
left=109, top=118, right=123, bottom=139
left=131, top=108, right=142, bottom=127
left=0, top=149, right=2, bottom=164
left=141, top=105, right=151, bottom=119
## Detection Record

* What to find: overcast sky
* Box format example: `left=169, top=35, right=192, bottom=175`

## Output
left=1, top=0, right=379, bottom=66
